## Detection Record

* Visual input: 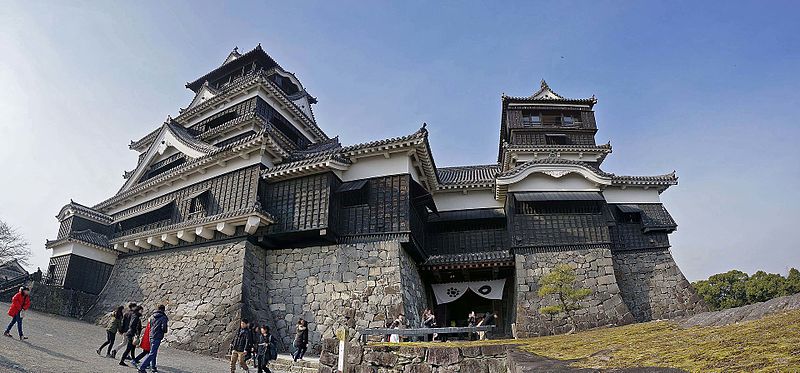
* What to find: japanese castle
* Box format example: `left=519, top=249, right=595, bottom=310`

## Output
left=44, top=45, right=704, bottom=352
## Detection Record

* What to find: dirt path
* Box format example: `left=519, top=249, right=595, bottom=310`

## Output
left=0, top=303, right=272, bottom=373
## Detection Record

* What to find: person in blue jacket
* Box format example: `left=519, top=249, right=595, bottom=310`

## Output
left=137, top=304, right=168, bottom=373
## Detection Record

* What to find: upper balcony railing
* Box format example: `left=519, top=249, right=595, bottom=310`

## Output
left=112, top=218, right=172, bottom=239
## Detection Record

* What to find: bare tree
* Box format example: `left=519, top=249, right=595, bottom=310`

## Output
left=0, top=219, right=30, bottom=265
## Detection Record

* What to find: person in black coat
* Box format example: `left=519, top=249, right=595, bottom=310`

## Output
left=119, top=306, right=143, bottom=366
left=230, top=318, right=252, bottom=372
left=292, top=319, right=309, bottom=362
left=256, top=325, right=278, bottom=373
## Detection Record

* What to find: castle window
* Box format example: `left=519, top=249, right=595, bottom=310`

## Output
left=562, top=115, right=575, bottom=125
left=187, top=190, right=210, bottom=218
left=337, top=180, right=369, bottom=207
left=522, top=111, right=541, bottom=126
left=616, top=205, right=643, bottom=223
left=515, top=200, right=603, bottom=215
left=545, top=134, right=569, bottom=145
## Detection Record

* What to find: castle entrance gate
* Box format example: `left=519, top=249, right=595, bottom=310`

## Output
left=420, top=263, right=515, bottom=339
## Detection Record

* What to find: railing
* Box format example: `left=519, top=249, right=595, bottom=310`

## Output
left=359, top=325, right=495, bottom=343
left=521, top=120, right=583, bottom=127
left=112, top=218, right=172, bottom=239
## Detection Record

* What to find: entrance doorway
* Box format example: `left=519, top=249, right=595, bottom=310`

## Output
left=421, top=265, right=515, bottom=339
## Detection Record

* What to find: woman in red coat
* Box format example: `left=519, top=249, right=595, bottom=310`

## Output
left=4, top=286, right=31, bottom=340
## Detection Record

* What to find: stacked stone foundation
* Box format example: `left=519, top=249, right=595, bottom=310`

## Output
left=87, top=240, right=259, bottom=355
left=612, top=249, right=707, bottom=321
left=514, top=247, right=635, bottom=336
left=264, top=240, right=426, bottom=354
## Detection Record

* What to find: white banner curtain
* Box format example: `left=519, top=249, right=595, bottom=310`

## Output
left=468, top=279, right=506, bottom=300
left=431, top=279, right=506, bottom=304
left=431, top=282, right=471, bottom=304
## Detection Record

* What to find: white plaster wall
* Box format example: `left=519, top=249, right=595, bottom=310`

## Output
left=51, top=242, right=118, bottom=265
left=507, top=173, right=600, bottom=192
left=602, top=187, right=661, bottom=203
left=433, top=189, right=502, bottom=211
left=340, top=153, right=413, bottom=182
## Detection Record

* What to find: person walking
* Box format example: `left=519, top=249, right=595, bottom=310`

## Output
left=137, top=304, right=168, bottom=373
left=230, top=318, right=252, bottom=372
left=4, top=286, right=30, bottom=340
left=119, top=306, right=143, bottom=366
left=292, top=319, right=309, bottom=362
left=247, top=321, right=259, bottom=367
left=111, top=302, right=137, bottom=358
left=97, top=306, right=124, bottom=356
left=256, top=325, right=277, bottom=373
left=131, top=322, right=151, bottom=367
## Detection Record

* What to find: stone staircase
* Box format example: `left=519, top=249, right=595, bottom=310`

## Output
left=271, top=354, right=320, bottom=373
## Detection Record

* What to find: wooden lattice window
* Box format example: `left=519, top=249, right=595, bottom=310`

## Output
left=516, top=200, right=603, bottom=215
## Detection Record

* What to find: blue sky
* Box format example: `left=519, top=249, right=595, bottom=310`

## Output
left=1, top=1, right=798, bottom=280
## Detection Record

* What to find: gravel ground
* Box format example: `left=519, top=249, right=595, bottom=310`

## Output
left=0, top=303, right=259, bottom=373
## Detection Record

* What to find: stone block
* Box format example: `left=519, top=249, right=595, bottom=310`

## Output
left=426, top=347, right=461, bottom=366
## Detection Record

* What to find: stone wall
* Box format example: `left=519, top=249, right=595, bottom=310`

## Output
left=29, top=282, right=98, bottom=318
left=319, top=338, right=509, bottom=373
left=399, top=245, right=427, bottom=328
left=265, top=240, right=428, bottom=354
left=514, top=247, right=635, bottom=336
left=612, top=249, right=707, bottom=322
left=87, top=240, right=254, bottom=356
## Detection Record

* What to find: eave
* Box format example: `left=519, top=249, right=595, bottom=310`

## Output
left=56, top=202, right=113, bottom=224
left=500, top=142, right=613, bottom=171
left=109, top=207, right=274, bottom=253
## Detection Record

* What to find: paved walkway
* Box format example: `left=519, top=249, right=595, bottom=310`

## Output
left=0, top=303, right=279, bottom=373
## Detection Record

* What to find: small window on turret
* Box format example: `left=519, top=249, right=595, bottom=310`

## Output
left=522, top=111, right=541, bottom=126
left=545, top=134, right=569, bottom=145
left=562, top=115, right=575, bottom=125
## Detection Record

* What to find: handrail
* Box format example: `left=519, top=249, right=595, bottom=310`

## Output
left=359, top=325, right=495, bottom=343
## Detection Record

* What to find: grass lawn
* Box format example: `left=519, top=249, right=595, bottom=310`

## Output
left=375, top=309, right=800, bottom=372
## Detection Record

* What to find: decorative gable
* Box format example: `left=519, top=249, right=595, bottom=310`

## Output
left=118, top=120, right=217, bottom=193
left=185, top=82, right=219, bottom=111
left=531, top=80, right=566, bottom=100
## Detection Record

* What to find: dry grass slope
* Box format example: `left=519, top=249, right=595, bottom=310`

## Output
left=374, top=309, right=800, bottom=372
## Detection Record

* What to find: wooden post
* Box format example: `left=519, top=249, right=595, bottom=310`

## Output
left=335, top=327, right=349, bottom=373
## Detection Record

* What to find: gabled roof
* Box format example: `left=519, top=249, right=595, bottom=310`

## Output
left=118, top=119, right=218, bottom=193
left=56, top=201, right=113, bottom=224
left=177, top=69, right=329, bottom=142
left=0, top=259, right=27, bottom=277
left=222, top=47, right=243, bottom=65
left=262, top=125, right=441, bottom=190
left=186, top=44, right=280, bottom=92
left=45, top=229, right=115, bottom=253
left=500, top=142, right=613, bottom=171
left=185, top=82, right=220, bottom=111
left=502, top=80, right=598, bottom=106
left=96, top=129, right=280, bottom=211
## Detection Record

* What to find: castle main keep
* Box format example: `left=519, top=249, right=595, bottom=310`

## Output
left=44, top=45, right=705, bottom=355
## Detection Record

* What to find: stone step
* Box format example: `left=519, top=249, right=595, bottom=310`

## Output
left=272, top=354, right=320, bottom=373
